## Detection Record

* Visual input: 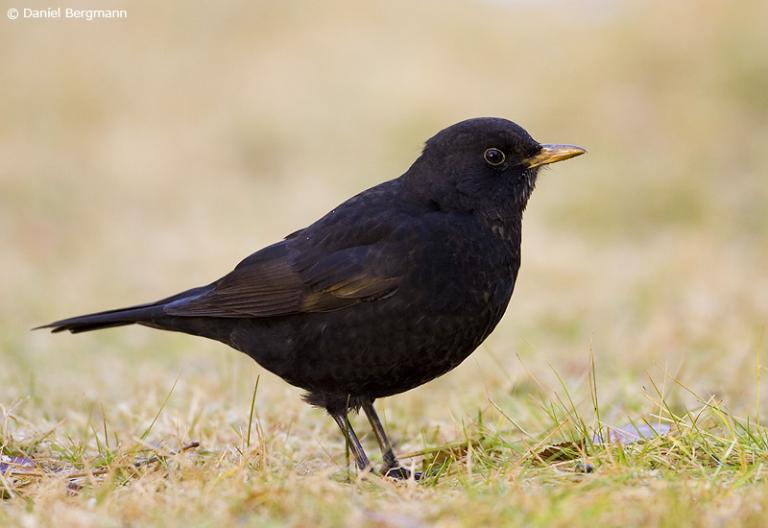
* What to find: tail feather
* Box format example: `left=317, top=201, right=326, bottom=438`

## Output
left=36, top=304, right=165, bottom=334
left=36, top=285, right=212, bottom=334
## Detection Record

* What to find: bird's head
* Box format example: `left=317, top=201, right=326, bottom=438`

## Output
left=406, top=117, right=585, bottom=219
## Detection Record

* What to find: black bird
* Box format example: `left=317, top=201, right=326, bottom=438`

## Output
left=40, top=117, right=585, bottom=479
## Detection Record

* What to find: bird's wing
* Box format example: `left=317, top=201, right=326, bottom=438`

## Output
left=163, top=240, right=402, bottom=318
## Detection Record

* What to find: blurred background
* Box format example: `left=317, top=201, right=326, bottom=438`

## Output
left=1, top=0, right=767, bottom=465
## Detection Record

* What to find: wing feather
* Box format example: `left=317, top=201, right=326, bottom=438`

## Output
left=164, top=240, right=401, bottom=318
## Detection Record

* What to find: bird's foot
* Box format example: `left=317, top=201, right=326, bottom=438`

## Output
left=382, top=465, right=422, bottom=481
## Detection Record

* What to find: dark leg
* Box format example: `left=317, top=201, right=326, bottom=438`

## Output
left=361, top=400, right=421, bottom=480
left=330, top=410, right=371, bottom=473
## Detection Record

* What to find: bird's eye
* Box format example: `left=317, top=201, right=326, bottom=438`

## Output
left=483, top=148, right=505, bottom=166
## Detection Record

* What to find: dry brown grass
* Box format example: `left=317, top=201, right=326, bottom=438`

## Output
left=2, top=0, right=768, bottom=526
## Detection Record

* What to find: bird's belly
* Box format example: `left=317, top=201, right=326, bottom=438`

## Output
left=232, top=292, right=510, bottom=400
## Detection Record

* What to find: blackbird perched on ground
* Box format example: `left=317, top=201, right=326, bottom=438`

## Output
left=40, top=117, right=585, bottom=479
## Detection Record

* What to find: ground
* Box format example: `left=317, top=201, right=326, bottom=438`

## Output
left=2, top=1, right=768, bottom=526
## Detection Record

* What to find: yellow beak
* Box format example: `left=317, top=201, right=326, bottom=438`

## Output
left=523, top=144, right=586, bottom=169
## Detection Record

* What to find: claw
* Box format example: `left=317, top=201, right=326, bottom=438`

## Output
left=383, top=466, right=423, bottom=480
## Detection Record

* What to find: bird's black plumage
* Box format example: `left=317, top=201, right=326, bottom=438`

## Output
left=41, top=117, right=585, bottom=478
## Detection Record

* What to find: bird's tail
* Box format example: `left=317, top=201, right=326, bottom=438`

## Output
left=35, top=303, right=166, bottom=334
left=35, top=285, right=210, bottom=334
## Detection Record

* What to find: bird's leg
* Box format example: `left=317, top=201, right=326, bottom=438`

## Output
left=361, top=400, right=420, bottom=480
left=330, top=410, right=371, bottom=474
left=361, top=400, right=398, bottom=469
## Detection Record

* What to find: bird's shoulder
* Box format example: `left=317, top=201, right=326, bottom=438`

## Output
left=284, top=178, right=431, bottom=248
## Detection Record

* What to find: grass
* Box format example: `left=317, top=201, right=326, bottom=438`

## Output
left=2, top=0, right=768, bottom=525
left=4, top=363, right=768, bottom=526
